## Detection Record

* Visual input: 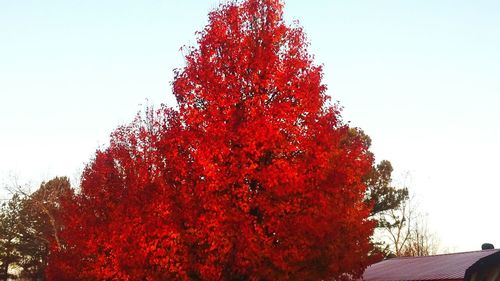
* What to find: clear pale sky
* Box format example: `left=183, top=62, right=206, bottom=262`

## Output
left=1, top=0, right=499, bottom=253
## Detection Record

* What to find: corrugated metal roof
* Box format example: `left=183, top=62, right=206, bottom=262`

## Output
left=363, top=249, right=500, bottom=281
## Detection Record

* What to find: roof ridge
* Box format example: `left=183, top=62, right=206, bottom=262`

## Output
left=387, top=249, right=500, bottom=260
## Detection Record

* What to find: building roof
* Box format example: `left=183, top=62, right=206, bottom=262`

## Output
left=363, top=249, right=500, bottom=281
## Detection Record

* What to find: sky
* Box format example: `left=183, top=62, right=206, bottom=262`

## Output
left=1, top=0, right=499, bottom=253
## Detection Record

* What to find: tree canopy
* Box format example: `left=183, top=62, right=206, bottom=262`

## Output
left=47, top=0, right=377, bottom=280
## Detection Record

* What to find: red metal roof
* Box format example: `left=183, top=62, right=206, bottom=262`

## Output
left=363, top=249, right=500, bottom=281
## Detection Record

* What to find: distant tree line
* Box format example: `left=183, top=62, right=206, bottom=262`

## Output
left=0, top=177, right=71, bottom=281
left=0, top=156, right=435, bottom=279
left=351, top=128, right=440, bottom=258
left=0, top=133, right=434, bottom=279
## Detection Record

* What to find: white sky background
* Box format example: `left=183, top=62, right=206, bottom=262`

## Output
left=1, top=0, right=499, bottom=252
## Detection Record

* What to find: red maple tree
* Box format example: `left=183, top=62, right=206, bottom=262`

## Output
left=47, top=0, right=375, bottom=280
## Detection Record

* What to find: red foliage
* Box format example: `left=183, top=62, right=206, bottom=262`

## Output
left=47, top=0, right=375, bottom=280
